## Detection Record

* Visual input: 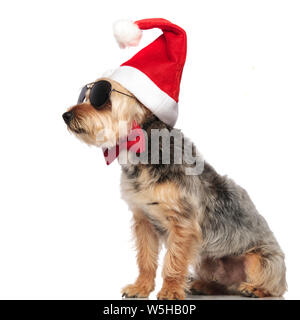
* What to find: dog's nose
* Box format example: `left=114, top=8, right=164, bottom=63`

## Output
left=62, top=111, right=74, bottom=124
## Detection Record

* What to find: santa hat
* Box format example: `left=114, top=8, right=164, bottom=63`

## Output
left=108, top=18, right=187, bottom=127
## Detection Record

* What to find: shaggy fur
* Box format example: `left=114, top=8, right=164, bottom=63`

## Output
left=63, top=78, right=287, bottom=299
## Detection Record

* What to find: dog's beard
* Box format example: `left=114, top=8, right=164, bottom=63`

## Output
left=67, top=116, right=88, bottom=134
left=68, top=119, right=119, bottom=148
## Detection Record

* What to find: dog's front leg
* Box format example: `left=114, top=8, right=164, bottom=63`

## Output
left=157, top=218, right=199, bottom=300
left=122, top=210, right=159, bottom=298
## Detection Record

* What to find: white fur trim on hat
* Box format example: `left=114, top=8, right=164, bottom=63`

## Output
left=113, top=20, right=142, bottom=49
left=109, top=66, right=178, bottom=127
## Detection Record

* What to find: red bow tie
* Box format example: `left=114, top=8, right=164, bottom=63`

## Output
left=102, top=123, right=145, bottom=165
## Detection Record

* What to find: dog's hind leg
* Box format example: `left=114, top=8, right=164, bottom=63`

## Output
left=238, top=251, right=287, bottom=298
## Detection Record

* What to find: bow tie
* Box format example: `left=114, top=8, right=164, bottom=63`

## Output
left=102, top=123, right=145, bottom=165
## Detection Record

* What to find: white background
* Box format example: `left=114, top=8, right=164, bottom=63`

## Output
left=0, top=0, right=299, bottom=299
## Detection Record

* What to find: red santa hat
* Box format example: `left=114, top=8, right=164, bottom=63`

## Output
left=108, top=18, right=187, bottom=127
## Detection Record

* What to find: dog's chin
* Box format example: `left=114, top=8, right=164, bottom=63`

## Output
left=67, top=125, right=86, bottom=135
left=73, top=128, right=87, bottom=134
left=68, top=126, right=115, bottom=148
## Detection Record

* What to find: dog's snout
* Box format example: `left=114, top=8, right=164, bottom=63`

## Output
left=62, top=111, right=74, bottom=125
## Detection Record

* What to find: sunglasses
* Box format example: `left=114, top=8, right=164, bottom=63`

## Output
left=77, top=80, right=134, bottom=110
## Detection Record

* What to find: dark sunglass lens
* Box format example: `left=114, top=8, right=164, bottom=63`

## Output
left=77, top=85, right=88, bottom=104
left=89, top=81, right=111, bottom=109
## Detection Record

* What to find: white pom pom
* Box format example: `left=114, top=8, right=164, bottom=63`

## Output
left=113, top=19, right=142, bottom=49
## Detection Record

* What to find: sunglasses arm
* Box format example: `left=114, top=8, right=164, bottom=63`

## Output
left=111, top=89, right=135, bottom=99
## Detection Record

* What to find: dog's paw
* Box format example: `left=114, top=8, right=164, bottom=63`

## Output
left=188, top=280, right=206, bottom=295
left=238, top=283, right=268, bottom=298
left=121, top=282, right=154, bottom=298
left=157, top=287, right=185, bottom=300
left=185, top=276, right=205, bottom=295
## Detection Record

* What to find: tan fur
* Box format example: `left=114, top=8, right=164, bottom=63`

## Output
left=238, top=252, right=270, bottom=297
left=157, top=218, right=200, bottom=300
left=122, top=210, right=159, bottom=298
left=244, top=253, right=262, bottom=282
left=122, top=176, right=202, bottom=234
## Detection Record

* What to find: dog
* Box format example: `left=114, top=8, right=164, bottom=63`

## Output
left=62, top=77, right=287, bottom=300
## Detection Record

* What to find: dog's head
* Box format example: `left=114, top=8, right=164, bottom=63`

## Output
left=62, top=78, right=150, bottom=147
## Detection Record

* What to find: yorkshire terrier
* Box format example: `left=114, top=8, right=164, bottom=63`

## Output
left=62, top=77, right=286, bottom=299
left=62, top=19, right=286, bottom=300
